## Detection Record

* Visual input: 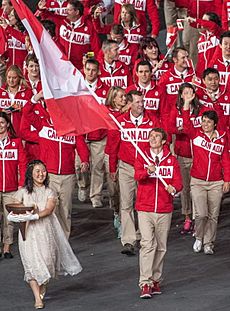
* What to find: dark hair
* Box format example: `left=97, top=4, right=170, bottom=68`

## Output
left=136, top=60, right=152, bottom=72
left=12, top=9, right=25, bottom=32
left=68, top=0, right=84, bottom=16
left=41, top=19, right=56, bottom=38
left=202, top=110, right=218, bottom=127
left=126, top=90, right=143, bottom=102
left=220, top=31, right=230, bottom=44
left=111, top=24, right=124, bottom=36
left=204, top=12, right=221, bottom=27
left=85, top=58, right=99, bottom=69
left=149, top=128, right=167, bottom=141
left=0, top=111, right=16, bottom=138
left=139, top=37, right=161, bottom=61
left=176, top=83, right=200, bottom=116
left=172, top=47, right=188, bottom=59
left=24, top=160, right=49, bottom=194
left=202, top=67, right=220, bottom=79
left=25, top=53, right=39, bottom=67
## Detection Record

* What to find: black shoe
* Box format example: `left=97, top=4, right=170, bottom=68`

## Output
left=121, top=243, right=135, bottom=256
left=4, top=252, right=13, bottom=259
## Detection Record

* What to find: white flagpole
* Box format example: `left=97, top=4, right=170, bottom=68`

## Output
left=108, top=113, right=170, bottom=190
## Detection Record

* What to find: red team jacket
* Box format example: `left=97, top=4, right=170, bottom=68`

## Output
left=127, top=81, right=163, bottom=120
left=108, top=109, right=160, bottom=173
left=0, top=85, right=33, bottom=136
left=0, top=136, right=27, bottom=192
left=158, top=65, right=195, bottom=129
left=99, top=60, right=132, bottom=89
left=39, top=11, right=100, bottom=69
left=196, top=87, right=230, bottom=131
left=3, top=26, right=27, bottom=70
left=209, top=56, right=230, bottom=88
left=134, top=145, right=183, bottom=213
left=22, top=102, right=89, bottom=175
left=97, top=39, right=139, bottom=69
left=222, top=0, right=230, bottom=31
left=193, top=19, right=222, bottom=78
left=182, top=110, right=230, bottom=182
left=45, top=0, right=68, bottom=15
left=168, top=105, right=210, bottom=158
left=20, top=102, right=49, bottom=162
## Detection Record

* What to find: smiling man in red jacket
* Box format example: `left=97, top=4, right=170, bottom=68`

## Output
left=134, top=128, right=183, bottom=299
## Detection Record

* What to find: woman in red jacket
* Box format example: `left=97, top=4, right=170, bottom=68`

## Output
left=182, top=91, right=230, bottom=255
left=0, top=65, right=32, bottom=136
left=0, top=111, right=27, bottom=258
left=93, top=3, right=146, bottom=51
left=0, top=9, right=27, bottom=70
left=168, top=82, right=209, bottom=233
left=133, top=37, right=172, bottom=82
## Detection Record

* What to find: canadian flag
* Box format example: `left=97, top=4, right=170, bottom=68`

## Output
left=166, top=26, right=178, bottom=49
left=11, top=0, right=117, bottom=136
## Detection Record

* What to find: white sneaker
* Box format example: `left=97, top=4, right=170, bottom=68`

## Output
left=204, top=245, right=214, bottom=255
left=193, top=239, right=202, bottom=253
left=78, top=188, right=88, bottom=202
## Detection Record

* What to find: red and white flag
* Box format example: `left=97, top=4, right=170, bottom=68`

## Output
left=166, top=25, right=178, bottom=49
left=11, top=0, right=117, bottom=136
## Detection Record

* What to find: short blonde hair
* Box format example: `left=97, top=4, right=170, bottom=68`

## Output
left=105, top=86, right=125, bottom=109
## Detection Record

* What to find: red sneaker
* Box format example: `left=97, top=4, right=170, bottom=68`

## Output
left=140, top=284, right=152, bottom=299
left=183, top=219, right=192, bottom=231
left=151, top=281, right=162, bottom=295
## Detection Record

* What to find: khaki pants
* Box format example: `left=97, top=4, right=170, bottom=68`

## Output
left=191, top=177, right=223, bottom=246
left=164, top=1, right=187, bottom=47
left=0, top=191, right=16, bottom=245
left=88, top=138, right=106, bottom=203
left=182, top=23, right=200, bottom=66
left=178, top=156, right=192, bottom=216
left=119, top=161, right=138, bottom=246
left=49, top=174, right=76, bottom=239
left=104, top=154, right=119, bottom=214
left=138, top=211, right=172, bottom=287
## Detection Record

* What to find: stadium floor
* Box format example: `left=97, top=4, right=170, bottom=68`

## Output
left=1, top=193, right=230, bottom=311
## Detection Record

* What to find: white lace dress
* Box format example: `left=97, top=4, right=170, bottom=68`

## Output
left=14, top=186, right=82, bottom=285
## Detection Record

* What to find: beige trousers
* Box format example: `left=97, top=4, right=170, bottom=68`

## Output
left=104, top=154, right=119, bottom=214
left=0, top=191, right=16, bottom=245
left=182, top=23, right=200, bottom=66
left=191, top=177, right=223, bottom=246
left=164, top=1, right=200, bottom=65
left=178, top=156, right=192, bottom=216
left=88, top=138, right=106, bottom=203
left=119, top=160, right=138, bottom=246
left=49, top=173, right=76, bottom=239
left=138, top=211, right=172, bottom=287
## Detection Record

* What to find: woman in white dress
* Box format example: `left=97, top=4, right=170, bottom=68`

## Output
left=8, top=160, right=82, bottom=309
